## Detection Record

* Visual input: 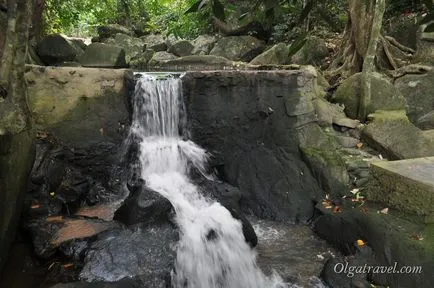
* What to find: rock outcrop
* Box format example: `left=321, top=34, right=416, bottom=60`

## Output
left=37, top=34, right=84, bottom=65
left=209, top=36, right=265, bottom=62
left=78, top=43, right=127, bottom=68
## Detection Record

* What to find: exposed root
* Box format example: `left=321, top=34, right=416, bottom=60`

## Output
left=385, top=35, right=415, bottom=54
left=381, top=36, right=398, bottom=70
left=386, top=64, right=433, bottom=80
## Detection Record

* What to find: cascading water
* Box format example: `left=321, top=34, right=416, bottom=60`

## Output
left=130, top=73, right=287, bottom=288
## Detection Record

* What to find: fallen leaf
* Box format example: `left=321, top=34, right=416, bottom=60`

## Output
left=356, top=143, right=363, bottom=149
left=379, top=207, right=389, bottom=214
left=49, top=192, right=55, bottom=197
left=47, top=216, right=64, bottom=222
left=63, top=263, right=74, bottom=269
left=357, top=239, right=366, bottom=247
left=317, top=254, right=325, bottom=260
left=378, top=154, right=383, bottom=160
left=30, top=204, right=40, bottom=209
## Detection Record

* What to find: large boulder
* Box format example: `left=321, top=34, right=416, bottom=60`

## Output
left=129, top=49, right=155, bottom=70
left=25, top=65, right=130, bottom=147
left=182, top=70, right=324, bottom=222
left=168, top=40, right=194, bottom=57
left=332, top=72, right=406, bottom=119
left=103, top=33, right=145, bottom=63
left=36, top=34, right=84, bottom=65
left=78, top=43, right=127, bottom=68
left=250, top=43, right=289, bottom=65
left=97, top=24, right=132, bottom=40
left=298, top=124, right=350, bottom=197
left=209, top=36, right=265, bottom=62
left=395, top=67, right=434, bottom=129
left=191, top=35, right=218, bottom=55
left=80, top=224, right=177, bottom=285
left=413, top=21, right=434, bottom=65
left=148, top=51, right=178, bottom=67
left=140, top=34, right=167, bottom=52
left=291, top=36, right=328, bottom=66
left=362, top=110, right=434, bottom=159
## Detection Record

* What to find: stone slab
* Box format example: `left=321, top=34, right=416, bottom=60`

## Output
left=370, top=157, right=434, bottom=219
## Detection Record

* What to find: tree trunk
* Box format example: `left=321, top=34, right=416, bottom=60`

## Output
left=326, top=0, right=413, bottom=82
left=0, top=0, right=33, bottom=135
left=358, top=0, right=386, bottom=120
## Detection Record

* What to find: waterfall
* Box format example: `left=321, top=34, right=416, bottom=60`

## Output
left=130, top=73, right=287, bottom=288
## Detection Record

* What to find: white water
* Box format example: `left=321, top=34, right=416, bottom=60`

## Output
left=131, top=73, right=287, bottom=288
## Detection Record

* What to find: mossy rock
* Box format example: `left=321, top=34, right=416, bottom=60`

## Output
left=209, top=36, right=265, bottom=62
left=333, top=72, right=406, bottom=119
left=250, top=43, right=289, bottom=65
left=78, top=43, right=127, bottom=68
left=291, top=36, right=328, bottom=66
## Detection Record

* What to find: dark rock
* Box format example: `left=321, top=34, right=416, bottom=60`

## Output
left=196, top=179, right=258, bottom=247
left=49, top=277, right=146, bottom=287
left=413, top=21, right=434, bottom=64
left=78, top=43, right=127, bottom=68
left=114, top=181, right=174, bottom=226
left=25, top=217, right=121, bottom=259
left=0, top=130, right=35, bottom=270
left=37, top=34, right=84, bottom=65
left=80, top=224, right=177, bottom=284
left=209, top=36, right=265, bottom=62
left=314, top=204, right=434, bottom=287
left=182, top=70, right=323, bottom=222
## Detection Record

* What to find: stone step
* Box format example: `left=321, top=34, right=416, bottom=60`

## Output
left=369, top=157, right=434, bottom=223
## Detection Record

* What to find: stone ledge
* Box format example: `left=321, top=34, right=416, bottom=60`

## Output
left=369, top=157, right=434, bottom=219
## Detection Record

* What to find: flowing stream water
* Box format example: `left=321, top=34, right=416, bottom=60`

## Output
left=130, top=73, right=288, bottom=288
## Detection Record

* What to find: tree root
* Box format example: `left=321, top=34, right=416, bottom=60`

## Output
left=385, top=35, right=415, bottom=54
left=386, top=64, right=432, bottom=80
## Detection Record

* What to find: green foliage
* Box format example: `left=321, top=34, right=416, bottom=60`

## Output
left=43, top=0, right=210, bottom=39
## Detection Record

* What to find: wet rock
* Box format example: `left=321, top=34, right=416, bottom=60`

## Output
left=49, top=277, right=146, bottom=288
left=250, top=43, right=289, bottom=65
left=78, top=43, right=127, bottom=68
left=182, top=70, right=323, bottom=222
left=196, top=179, right=258, bottom=247
left=97, top=24, right=132, bottom=40
left=291, top=36, right=328, bottom=66
left=114, top=181, right=174, bottom=226
left=25, top=216, right=121, bottom=259
left=168, top=40, right=194, bottom=57
left=332, top=72, right=406, bottom=119
left=209, top=36, right=265, bottom=62
left=37, top=34, right=84, bottom=65
left=80, top=224, right=177, bottom=284
left=191, top=35, right=218, bottom=55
